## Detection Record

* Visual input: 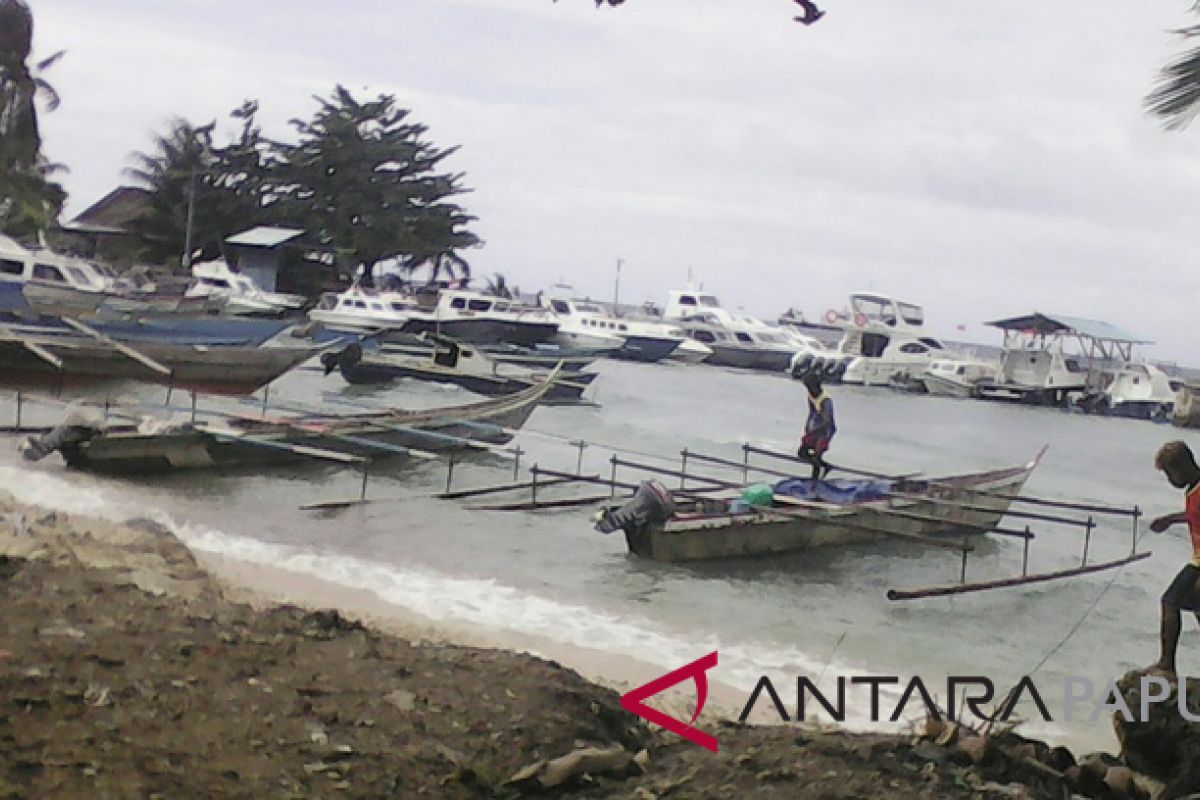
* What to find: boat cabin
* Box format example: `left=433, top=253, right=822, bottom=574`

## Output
left=0, top=236, right=113, bottom=294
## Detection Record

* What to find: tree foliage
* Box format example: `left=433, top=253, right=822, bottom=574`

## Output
left=128, top=86, right=480, bottom=278
left=0, top=0, right=66, bottom=241
left=1147, top=7, right=1200, bottom=130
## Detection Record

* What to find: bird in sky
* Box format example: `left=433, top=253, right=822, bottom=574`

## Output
left=793, top=0, right=826, bottom=25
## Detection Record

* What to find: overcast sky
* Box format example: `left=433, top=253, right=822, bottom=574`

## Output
left=29, top=0, right=1200, bottom=361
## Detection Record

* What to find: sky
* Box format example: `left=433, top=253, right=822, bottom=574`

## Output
left=27, top=0, right=1200, bottom=362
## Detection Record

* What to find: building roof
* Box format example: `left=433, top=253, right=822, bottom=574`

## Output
left=65, top=186, right=152, bottom=234
left=225, top=226, right=305, bottom=248
left=985, top=312, right=1150, bottom=345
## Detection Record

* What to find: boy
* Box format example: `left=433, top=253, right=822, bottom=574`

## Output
left=797, top=371, right=836, bottom=482
left=1149, top=440, right=1200, bottom=675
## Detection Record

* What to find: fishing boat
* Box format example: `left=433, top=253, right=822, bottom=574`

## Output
left=22, top=375, right=554, bottom=474
left=0, top=319, right=329, bottom=395
left=331, top=338, right=596, bottom=403
left=595, top=448, right=1046, bottom=563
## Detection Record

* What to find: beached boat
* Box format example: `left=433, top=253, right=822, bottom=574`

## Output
left=332, top=338, right=596, bottom=403
left=23, top=376, right=553, bottom=474
left=0, top=321, right=328, bottom=395
left=596, top=448, right=1045, bottom=563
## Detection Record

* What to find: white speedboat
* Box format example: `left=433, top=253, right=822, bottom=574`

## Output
left=919, top=358, right=998, bottom=398
left=543, top=295, right=683, bottom=363
left=308, top=285, right=418, bottom=332
left=1082, top=361, right=1175, bottom=420
left=662, top=289, right=796, bottom=372
left=0, top=236, right=112, bottom=313
left=830, top=293, right=949, bottom=386
left=975, top=312, right=1118, bottom=406
left=187, top=260, right=306, bottom=316
left=401, top=289, right=559, bottom=347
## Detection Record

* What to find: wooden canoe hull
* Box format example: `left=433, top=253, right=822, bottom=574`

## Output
left=623, top=458, right=1040, bottom=563
left=57, top=375, right=551, bottom=473
left=0, top=338, right=320, bottom=396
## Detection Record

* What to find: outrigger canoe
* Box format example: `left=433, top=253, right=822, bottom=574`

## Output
left=597, top=448, right=1047, bottom=563
left=22, top=374, right=555, bottom=474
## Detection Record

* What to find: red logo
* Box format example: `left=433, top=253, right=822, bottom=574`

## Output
left=620, top=651, right=718, bottom=752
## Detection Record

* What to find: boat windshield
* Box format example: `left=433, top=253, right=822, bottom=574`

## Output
left=899, top=303, right=924, bottom=325
left=698, top=295, right=720, bottom=308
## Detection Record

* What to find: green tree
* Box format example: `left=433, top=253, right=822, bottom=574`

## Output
left=125, top=118, right=218, bottom=265
left=0, top=0, right=66, bottom=240
left=271, top=86, right=480, bottom=281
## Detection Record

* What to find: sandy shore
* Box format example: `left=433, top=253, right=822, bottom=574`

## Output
left=0, top=489, right=1136, bottom=798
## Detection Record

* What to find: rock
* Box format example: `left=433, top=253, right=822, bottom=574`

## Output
left=385, top=690, right=416, bottom=712
left=1114, top=668, right=1200, bottom=793
left=505, top=746, right=632, bottom=789
left=956, top=735, right=992, bottom=766
left=633, top=748, right=651, bottom=773
left=1103, top=765, right=1134, bottom=796
left=910, top=740, right=949, bottom=765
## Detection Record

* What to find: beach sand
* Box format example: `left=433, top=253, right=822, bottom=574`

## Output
left=0, top=489, right=1116, bottom=798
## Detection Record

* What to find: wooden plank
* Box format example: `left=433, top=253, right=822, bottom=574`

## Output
left=886, top=551, right=1153, bottom=600
left=61, top=316, right=173, bottom=376
left=0, top=322, right=64, bottom=369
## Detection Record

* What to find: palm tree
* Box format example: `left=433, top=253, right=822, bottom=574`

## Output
left=0, top=0, right=66, bottom=239
left=125, top=118, right=218, bottom=266
left=1147, top=7, right=1200, bottom=129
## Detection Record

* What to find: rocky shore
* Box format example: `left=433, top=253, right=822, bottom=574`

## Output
left=0, top=490, right=1181, bottom=798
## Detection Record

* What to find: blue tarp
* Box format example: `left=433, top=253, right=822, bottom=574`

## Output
left=773, top=477, right=893, bottom=504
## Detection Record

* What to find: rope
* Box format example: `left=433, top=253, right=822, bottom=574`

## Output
left=983, top=524, right=1153, bottom=727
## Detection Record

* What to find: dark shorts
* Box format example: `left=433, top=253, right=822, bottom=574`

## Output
left=1163, top=564, right=1200, bottom=611
left=800, top=434, right=831, bottom=455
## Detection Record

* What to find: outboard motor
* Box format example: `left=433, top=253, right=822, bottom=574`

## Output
left=595, top=480, right=676, bottom=535
left=321, top=341, right=364, bottom=376
left=20, top=407, right=105, bottom=462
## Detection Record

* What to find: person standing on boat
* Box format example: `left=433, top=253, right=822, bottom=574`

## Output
left=798, top=371, right=836, bottom=482
left=1148, top=440, right=1200, bottom=675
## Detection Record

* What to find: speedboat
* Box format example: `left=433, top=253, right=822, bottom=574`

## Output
left=918, top=358, right=999, bottom=398
left=400, top=289, right=559, bottom=347
left=308, top=285, right=418, bottom=332
left=542, top=294, right=683, bottom=363
left=186, top=259, right=306, bottom=316
left=662, top=289, right=796, bottom=372
left=830, top=293, right=949, bottom=386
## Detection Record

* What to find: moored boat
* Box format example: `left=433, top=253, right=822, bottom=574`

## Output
left=23, top=374, right=555, bottom=474
left=596, top=448, right=1045, bottom=563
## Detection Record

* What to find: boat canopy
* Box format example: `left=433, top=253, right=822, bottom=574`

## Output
left=985, top=312, right=1151, bottom=345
